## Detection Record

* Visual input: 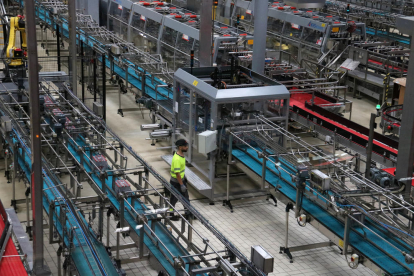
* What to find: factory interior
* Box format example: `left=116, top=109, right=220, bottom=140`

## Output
left=1, top=0, right=414, bottom=275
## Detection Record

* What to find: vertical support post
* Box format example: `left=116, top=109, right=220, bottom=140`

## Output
left=396, top=17, right=414, bottom=199
left=188, top=90, right=194, bottom=162
left=144, top=169, right=149, bottom=204
left=116, top=195, right=124, bottom=264
left=49, top=203, right=54, bottom=244
left=139, top=225, right=144, bottom=258
left=365, top=113, right=377, bottom=179
left=98, top=202, right=104, bottom=242
left=81, top=41, right=85, bottom=102
left=69, top=0, right=77, bottom=96
left=26, top=187, right=32, bottom=239
left=57, top=246, right=62, bottom=276
left=252, top=0, right=268, bottom=74
left=261, top=156, right=267, bottom=190
left=279, top=202, right=294, bottom=263
left=343, top=215, right=351, bottom=255
left=93, top=50, right=97, bottom=102
left=187, top=215, right=193, bottom=245
left=12, top=146, right=17, bottom=210
left=102, top=54, right=106, bottom=121
left=226, top=135, right=233, bottom=202
left=26, top=0, right=50, bottom=274
left=199, top=0, right=213, bottom=66
left=56, top=25, right=61, bottom=72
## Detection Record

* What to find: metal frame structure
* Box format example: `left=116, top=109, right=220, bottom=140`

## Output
left=226, top=114, right=414, bottom=275
left=168, top=65, right=290, bottom=202
left=220, top=0, right=367, bottom=63
left=325, top=0, right=411, bottom=45
left=106, top=0, right=254, bottom=70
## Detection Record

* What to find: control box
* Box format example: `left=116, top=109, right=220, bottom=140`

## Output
left=111, top=45, right=121, bottom=55
left=198, top=130, right=217, bottom=154
left=310, top=169, right=330, bottom=191
left=93, top=102, right=103, bottom=117
left=1, top=116, right=11, bottom=132
left=251, top=245, right=274, bottom=274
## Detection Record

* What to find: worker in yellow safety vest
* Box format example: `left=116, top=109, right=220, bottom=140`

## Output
left=169, top=139, right=190, bottom=215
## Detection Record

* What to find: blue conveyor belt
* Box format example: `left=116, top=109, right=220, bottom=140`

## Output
left=10, top=133, right=118, bottom=276
left=232, top=147, right=413, bottom=276
left=66, top=135, right=195, bottom=276
left=366, top=27, right=410, bottom=45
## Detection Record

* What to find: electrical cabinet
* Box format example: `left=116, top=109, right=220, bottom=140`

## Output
left=197, top=130, right=217, bottom=154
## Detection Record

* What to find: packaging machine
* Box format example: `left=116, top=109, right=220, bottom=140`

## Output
left=215, top=0, right=411, bottom=102
left=107, top=0, right=254, bottom=70
left=167, top=65, right=290, bottom=202
left=333, top=0, right=414, bottom=15
left=218, top=0, right=367, bottom=63
left=324, top=0, right=411, bottom=45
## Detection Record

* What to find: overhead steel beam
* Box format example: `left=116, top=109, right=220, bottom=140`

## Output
left=25, top=0, right=50, bottom=275
left=252, top=0, right=268, bottom=74
left=395, top=16, right=414, bottom=199
left=199, top=0, right=213, bottom=66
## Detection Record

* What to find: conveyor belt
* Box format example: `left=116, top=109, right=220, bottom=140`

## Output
left=0, top=202, right=27, bottom=276
left=232, top=147, right=413, bottom=275
left=66, top=137, right=193, bottom=276
left=10, top=134, right=118, bottom=276
left=41, top=90, right=194, bottom=275
left=366, top=27, right=411, bottom=45
left=289, top=97, right=399, bottom=162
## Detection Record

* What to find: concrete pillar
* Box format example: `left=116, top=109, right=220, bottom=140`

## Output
left=199, top=0, right=213, bottom=66
left=395, top=16, right=414, bottom=199
left=252, top=0, right=268, bottom=74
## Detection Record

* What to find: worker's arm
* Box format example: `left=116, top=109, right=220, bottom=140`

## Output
left=175, top=172, right=184, bottom=185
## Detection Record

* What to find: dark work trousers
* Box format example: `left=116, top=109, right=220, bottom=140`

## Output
left=169, top=178, right=190, bottom=210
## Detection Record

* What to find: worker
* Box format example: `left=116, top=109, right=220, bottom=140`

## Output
left=169, top=139, right=190, bottom=216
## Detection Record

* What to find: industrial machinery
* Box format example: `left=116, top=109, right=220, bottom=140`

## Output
left=333, top=0, right=414, bottom=15
left=225, top=115, right=413, bottom=274
left=343, top=43, right=408, bottom=103
left=17, top=1, right=414, bottom=275
left=165, top=65, right=290, bottom=201
left=4, top=0, right=284, bottom=275
left=107, top=0, right=254, bottom=69
left=219, top=0, right=367, bottom=63
left=324, top=0, right=411, bottom=45
left=380, top=103, right=402, bottom=136
left=216, top=0, right=410, bottom=102
left=5, top=15, right=26, bottom=67
left=0, top=198, right=29, bottom=275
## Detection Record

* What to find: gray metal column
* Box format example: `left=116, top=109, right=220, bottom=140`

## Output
left=69, top=0, right=78, bottom=96
left=365, top=113, right=377, bottom=179
left=199, top=0, right=213, bottom=66
left=252, top=0, right=268, bottom=74
left=26, top=0, right=50, bottom=275
left=396, top=17, right=414, bottom=199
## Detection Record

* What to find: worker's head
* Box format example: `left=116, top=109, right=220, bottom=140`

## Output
left=175, top=139, right=189, bottom=152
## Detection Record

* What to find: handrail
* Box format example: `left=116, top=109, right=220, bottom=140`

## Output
left=318, top=42, right=339, bottom=64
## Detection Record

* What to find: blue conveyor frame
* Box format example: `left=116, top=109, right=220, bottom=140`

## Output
left=232, top=146, right=414, bottom=276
